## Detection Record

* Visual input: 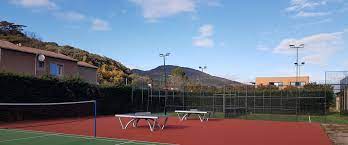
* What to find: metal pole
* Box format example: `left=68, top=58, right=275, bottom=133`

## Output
left=163, top=57, right=167, bottom=89
left=263, top=90, right=265, bottom=113
left=281, top=90, right=283, bottom=113
left=141, top=82, right=144, bottom=105
left=245, top=86, right=248, bottom=119
left=296, top=47, right=299, bottom=83
left=270, top=87, right=272, bottom=120
left=93, top=100, right=97, bottom=138
left=131, top=87, right=134, bottom=104
left=213, top=91, right=215, bottom=114
left=254, top=88, right=256, bottom=114
left=223, top=86, right=226, bottom=113
left=147, top=87, right=150, bottom=112
left=183, top=85, right=185, bottom=110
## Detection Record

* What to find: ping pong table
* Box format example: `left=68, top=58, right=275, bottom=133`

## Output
left=175, top=109, right=211, bottom=122
left=115, top=112, right=168, bottom=132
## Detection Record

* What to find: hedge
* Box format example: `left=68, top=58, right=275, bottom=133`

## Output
left=0, top=72, right=136, bottom=121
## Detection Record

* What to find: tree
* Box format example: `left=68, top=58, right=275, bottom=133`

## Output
left=0, top=21, right=26, bottom=35
left=129, top=74, right=151, bottom=88
left=170, top=67, right=188, bottom=90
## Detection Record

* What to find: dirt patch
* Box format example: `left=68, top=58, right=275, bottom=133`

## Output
left=322, top=124, right=348, bottom=145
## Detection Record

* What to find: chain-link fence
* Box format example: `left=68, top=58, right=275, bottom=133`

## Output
left=325, top=71, right=348, bottom=114
left=130, top=83, right=334, bottom=123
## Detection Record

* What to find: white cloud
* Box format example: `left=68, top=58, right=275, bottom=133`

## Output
left=256, top=44, right=270, bottom=51
left=273, top=29, right=347, bottom=65
left=129, top=0, right=195, bottom=20
left=296, top=11, right=331, bottom=17
left=10, top=0, right=57, bottom=9
left=54, top=11, right=86, bottom=21
left=193, top=38, right=214, bottom=48
left=198, top=24, right=213, bottom=37
left=285, top=0, right=342, bottom=17
left=193, top=24, right=215, bottom=48
left=91, top=19, right=111, bottom=31
left=286, top=0, right=327, bottom=12
left=202, top=0, right=222, bottom=7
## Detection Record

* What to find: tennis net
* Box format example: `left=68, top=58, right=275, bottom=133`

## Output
left=0, top=100, right=97, bottom=138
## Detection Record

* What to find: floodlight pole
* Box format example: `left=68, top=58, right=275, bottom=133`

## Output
left=289, top=44, right=304, bottom=85
left=290, top=44, right=304, bottom=120
left=198, top=66, right=207, bottom=96
left=160, top=52, right=170, bottom=115
left=160, top=53, right=170, bottom=89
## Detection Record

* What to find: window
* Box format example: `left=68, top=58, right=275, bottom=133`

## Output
left=269, top=82, right=283, bottom=87
left=290, top=82, right=305, bottom=86
left=274, top=82, right=283, bottom=87
left=50, top=63, right=63, bottom=76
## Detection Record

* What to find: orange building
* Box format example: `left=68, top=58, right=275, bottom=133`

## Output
left=255, top=76, right=310, bottom=88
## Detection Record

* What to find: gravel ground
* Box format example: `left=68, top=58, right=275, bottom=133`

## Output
left=322, top=124, right=348, bottom=145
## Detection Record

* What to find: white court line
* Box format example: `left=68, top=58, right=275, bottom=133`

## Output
left=0, top=128, right=178, bottom=145
left=115, top=141, right=133, bottom=145
left=0, top=134, right=52, bottom=143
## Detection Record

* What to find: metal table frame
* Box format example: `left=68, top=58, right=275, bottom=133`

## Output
left=115, top=112, right=168, bottom=132
left=175, top=110, right=211, bottom=122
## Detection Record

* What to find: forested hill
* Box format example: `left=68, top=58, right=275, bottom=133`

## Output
left=0, top=21, right=130, bottom=85
left=132, top=65, right=241, bottom=87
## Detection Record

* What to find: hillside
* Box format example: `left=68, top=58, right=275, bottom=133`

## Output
left=0, top=21, right=130, bottom=85
left=132, top=65, right=241, bottom=87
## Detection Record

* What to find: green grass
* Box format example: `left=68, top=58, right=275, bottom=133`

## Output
left=234, top=113, right=348, bottom=124
left=164, top=111, right=348, bottom=124
left=0, top=129, right=167, bottom=145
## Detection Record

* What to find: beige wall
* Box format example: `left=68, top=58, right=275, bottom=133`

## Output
left=0, top=48, right=78, bottom=78
left=256, top=76, right=310, bottom=87
left=337, top=89, right=348, bottom=112
left=37, top=57, right=78, bottom=78
left=78, top=66, right=97, bottom=84
left=0, top=49, right=36, bottom=75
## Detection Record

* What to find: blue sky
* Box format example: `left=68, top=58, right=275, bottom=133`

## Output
left=1, top=0, right=348, bottom=83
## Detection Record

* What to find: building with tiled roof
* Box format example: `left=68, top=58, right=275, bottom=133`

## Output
left=0, top=40, right=97, bottom=84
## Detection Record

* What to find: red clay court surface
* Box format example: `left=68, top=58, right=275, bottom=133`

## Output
left=1, top=116, right=332, bottom=145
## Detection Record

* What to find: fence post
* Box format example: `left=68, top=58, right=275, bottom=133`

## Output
left=245, top=86, right=248, bottom=119
left=93, top=100, right=97, bottom=138
left=254, top=88, right=256, bottom=114
left=280, top=90, right=283, bottom=114
left=223, top=86, right=226, bottom=113
left=213, top=92, right=215, bottom=115
left=296, top=88, right=299, bottom=122
left=270, top=88, right=272, bottom=120
left=141, top=84, right=144, bottom=106
left=183, top=85, right=185, bottom=110
left=147, top=87, right=150, bottom=112
left=263, top=90, right=265, bottom=113
left=164, top=89, right=167, bottom=115
left=131, top=87, right=134, bottom=104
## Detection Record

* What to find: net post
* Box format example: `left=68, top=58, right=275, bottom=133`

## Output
left=93, top=100, right=97, bottom=138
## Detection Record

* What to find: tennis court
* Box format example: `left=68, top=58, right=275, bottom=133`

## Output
left=0, top=128, right=169, bottom=145
left=0, top=116, right=332, bottom=145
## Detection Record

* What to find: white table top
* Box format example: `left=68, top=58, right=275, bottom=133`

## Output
left=175, top=110, right=209, bottom=114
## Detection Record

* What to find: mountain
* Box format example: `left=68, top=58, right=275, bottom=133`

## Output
left=132, top=65, right=241, bottom=87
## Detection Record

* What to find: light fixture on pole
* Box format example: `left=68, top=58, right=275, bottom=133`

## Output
left=159, top=52, right=170, bottom=89
left=289, top=44, right=304, bottom=86
left=294, top=62, right=305, bottom=86
left=198, top=66, right=207, bottom=96
left=199, top=66, right=207, bottom=73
